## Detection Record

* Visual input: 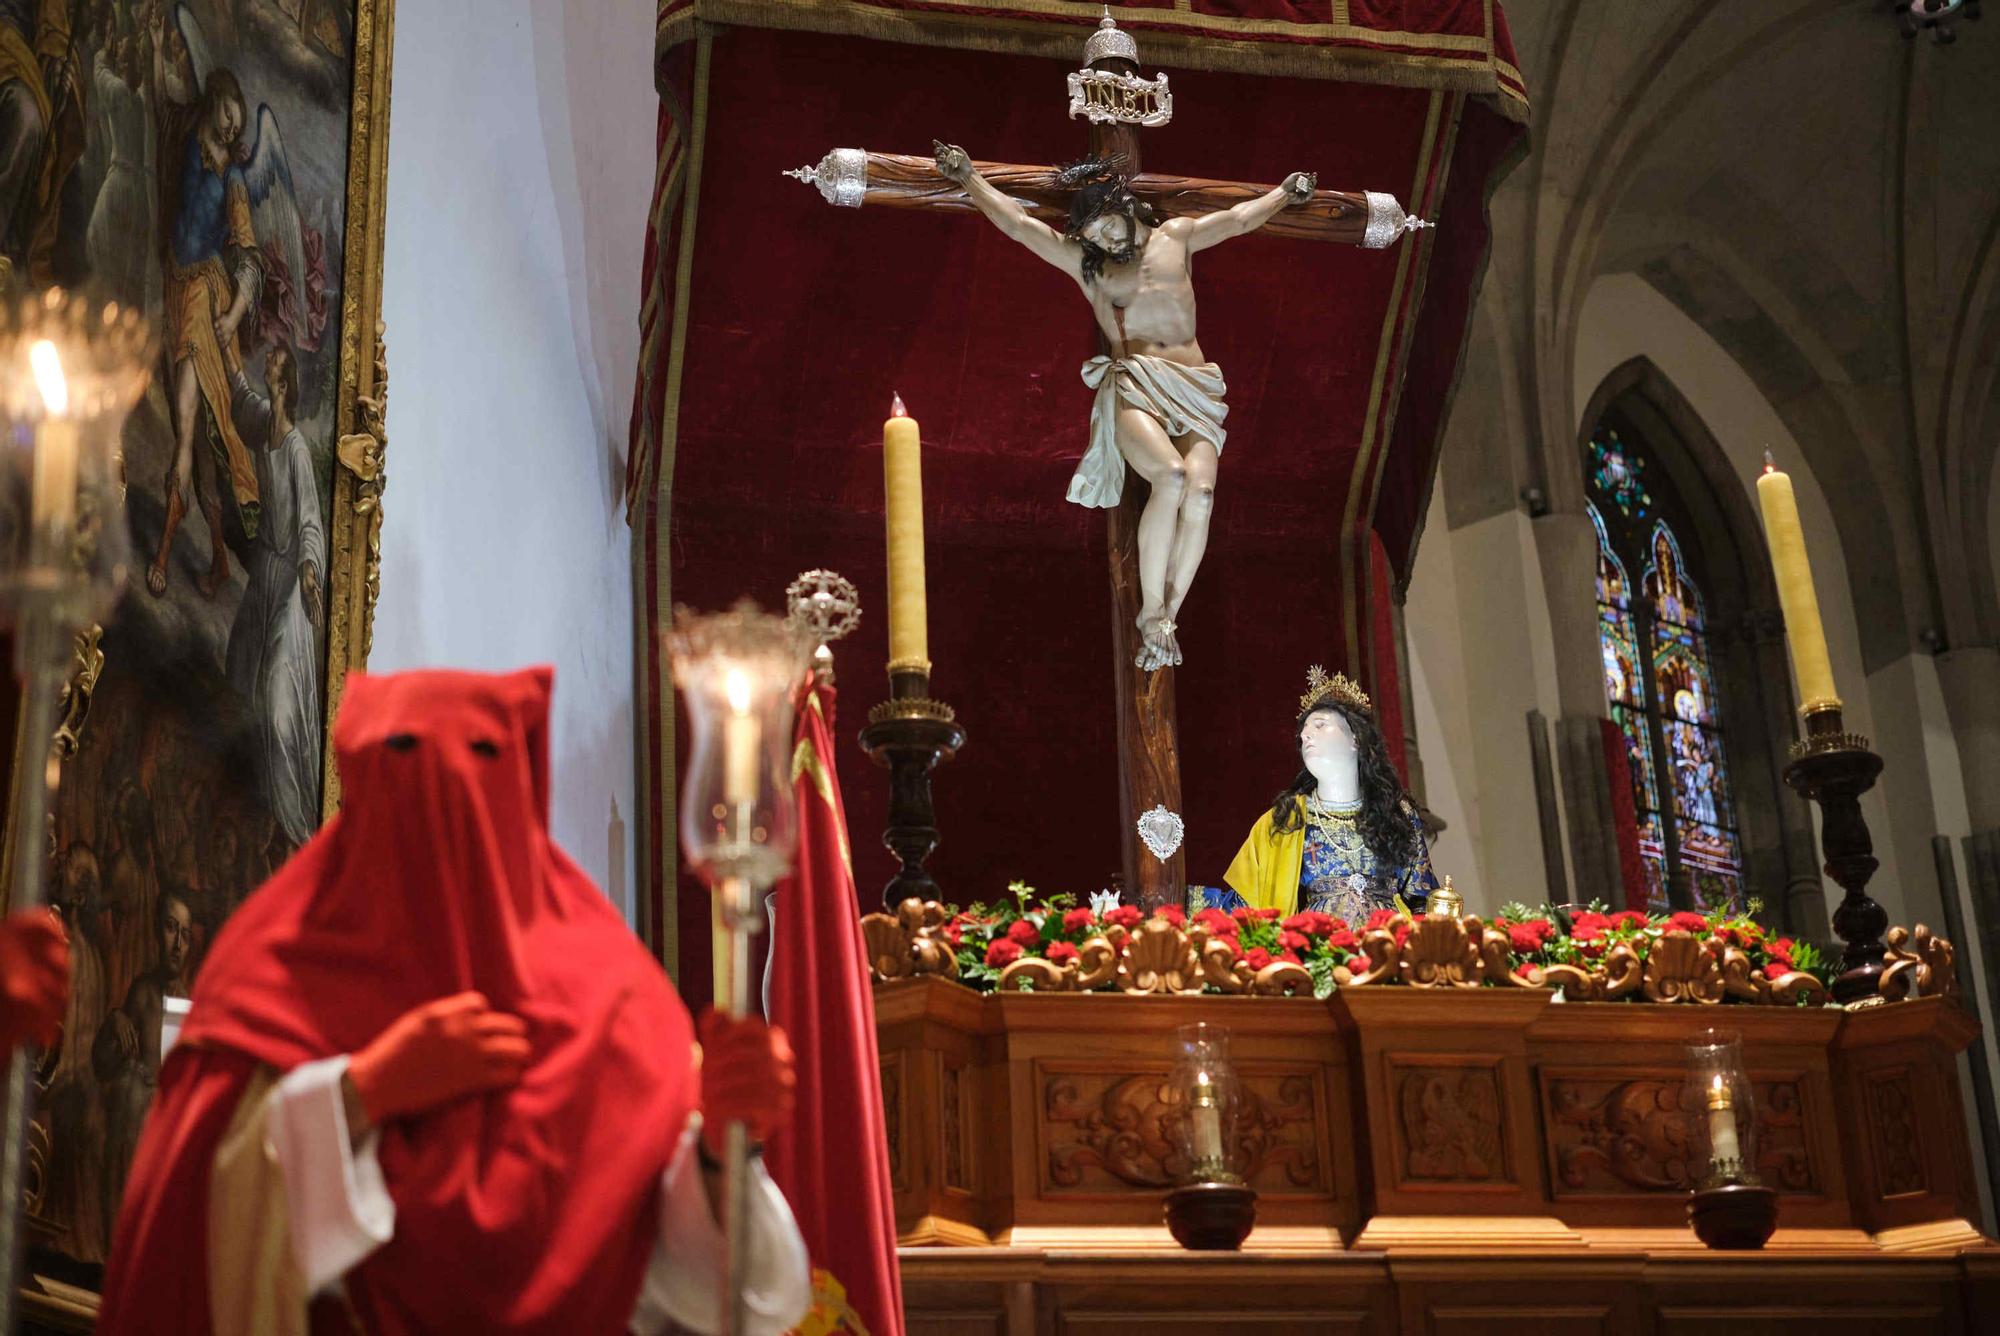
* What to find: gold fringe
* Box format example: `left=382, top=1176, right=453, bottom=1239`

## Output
left=656, top=0, right=1529, bottom=122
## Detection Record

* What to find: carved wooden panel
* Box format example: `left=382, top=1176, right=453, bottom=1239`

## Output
left=881, top=1054, right=906, bottom=1191
left=1038, top=1064, right=1329, bottom=1196
left=1388, top=1059, right=1510, bottom=1186
left=1541, top=1071, right=1818, bottom=1196
left=943, top=1062, right=969, bottom=1191
left=1866, top=1067, right=1926, bottom=1198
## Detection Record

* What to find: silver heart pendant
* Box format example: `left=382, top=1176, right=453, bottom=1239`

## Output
left=1136, top=804, right=1185, bottom=863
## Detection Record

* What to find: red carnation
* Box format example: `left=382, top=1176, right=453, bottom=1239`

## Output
left=944, top=920, right=964, bottom=947
left=985, top=939, right=1023, bottom=968
left=1365, top=908, right=1399, bottom=931
left=1231, top=906, right=1257, bottom=923
left=1285, top=910, right=1336, bottom=937
left=1243, top=947, right=1273, bottom=970
left=1611, top=910, right=1650, bottom=931
left=1507, top=922, right=1547, bottom=955
left=1326, top=927, right=1358, bottom=951
left=1668, top=911, right=1709, bottom=934
left=1394, top=922, right=1414, bottom=949
left=1571, top=910, right=1611, bottom=934
left=1046, top=941, right=1079, bottom=966
left=1279, top=949, right=1301, bottom=965
left=1007, top=919, right=1041, bottom=946
left=1279, top=930, right=1309, bottom=952
left=1105, top=905, right=1143, bottom=930
left=1062, top=907, right=1096, bottom=933
left=1257, top=907, right=1282, bottom=921
left=1195, top=908, right=1238, bottom=937
left=1155, top=905, right=1187, bottom=927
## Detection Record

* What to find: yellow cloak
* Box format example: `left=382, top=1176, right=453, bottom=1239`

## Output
left=1222, top=810, right=1306, bottom=919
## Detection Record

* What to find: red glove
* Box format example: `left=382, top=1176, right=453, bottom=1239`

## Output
left=347, top=991, right=530, bottom=1126
left=0, top=911, right=67, bottom=1052
left=697, top=1011, right=795, bottom=1156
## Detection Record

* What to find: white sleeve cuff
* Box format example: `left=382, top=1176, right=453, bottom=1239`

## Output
left=263, top=1054, right=396, bottom=1296
left=632, top=1116, right=811, bottom=1336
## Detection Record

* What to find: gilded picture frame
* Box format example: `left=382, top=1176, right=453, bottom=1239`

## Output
left=0, top=0, right=396, bottom=1312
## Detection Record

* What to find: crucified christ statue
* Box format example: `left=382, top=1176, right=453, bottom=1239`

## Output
left=933, top=141, right=1316, bottom=672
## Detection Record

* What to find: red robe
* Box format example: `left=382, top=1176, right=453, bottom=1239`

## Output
left=99, top=667, right=696, bottom=1335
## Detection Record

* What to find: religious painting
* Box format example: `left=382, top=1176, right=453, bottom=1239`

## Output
left=0, top=0, right=393, bottom=1279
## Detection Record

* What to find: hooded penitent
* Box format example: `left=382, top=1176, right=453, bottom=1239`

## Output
left=99, top=668, right=694, bottom=1335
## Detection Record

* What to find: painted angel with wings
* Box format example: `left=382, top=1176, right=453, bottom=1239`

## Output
left=146, top=3, right=322, bottom=601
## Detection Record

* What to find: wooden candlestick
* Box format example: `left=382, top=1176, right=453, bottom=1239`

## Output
left=859, top=668, right=964, bottom=910
left=1782, top=703, right=1888, bottom=1003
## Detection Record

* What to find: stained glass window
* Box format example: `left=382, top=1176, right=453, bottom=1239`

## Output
left=1586, top=425, right=1743, bottom=913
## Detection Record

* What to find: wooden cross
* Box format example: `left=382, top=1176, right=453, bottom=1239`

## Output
left=788, top=26, right=1420, bottom=911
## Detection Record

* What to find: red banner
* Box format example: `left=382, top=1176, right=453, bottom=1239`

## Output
left=1601, top=716, right=1649, bottom=912
left=764, top=680, right=904, bottom=1336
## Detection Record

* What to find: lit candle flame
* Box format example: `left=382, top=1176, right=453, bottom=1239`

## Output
left=890, top=392, right=907, bottom=419
left=1761, top=448, right=1776, bottom=475
left=724, top=667, right=752, bottom=715
left=30, top=340, right=68, bottom=416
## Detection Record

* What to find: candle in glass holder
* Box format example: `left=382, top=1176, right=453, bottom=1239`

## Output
left=883, top=395, right=928, bottom=672
left=722, top=667, right=759, bottom=806
left=1705, top=1074, right=1741, bottom=1169
left=1191, top=1069, right=1224, bottom=1168
left=1754, top=452, right=1838, bottom=711
left=28, top=339, right=75, bottom=528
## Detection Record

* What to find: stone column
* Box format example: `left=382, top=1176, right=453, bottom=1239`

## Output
left=1939, top=645, right=2000, bottom=1020
left=1746, top=610, right=1830, bottom=939
left=1533, top=509, right=1625, bottom=905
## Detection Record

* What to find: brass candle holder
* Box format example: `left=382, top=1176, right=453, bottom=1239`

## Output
left=1164, top=1023, right=1257, bottom=1251
left=1781, top=702, right=1888, bottom=1003
left=1685, top=1029, right=1777, bottom=1249
left=858, top=666, right=964, bottom=910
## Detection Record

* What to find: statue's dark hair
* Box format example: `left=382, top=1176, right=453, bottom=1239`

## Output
left=1058, top=157, right=1159, bottom=282
left=1269, top=700, right=1422, bottom=870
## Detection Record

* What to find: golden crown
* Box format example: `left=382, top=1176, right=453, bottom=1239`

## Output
left=1299, top=664, right=1371, bottom=715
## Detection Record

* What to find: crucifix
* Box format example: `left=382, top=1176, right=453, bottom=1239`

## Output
left=787, top=10, right=1427, bottom=910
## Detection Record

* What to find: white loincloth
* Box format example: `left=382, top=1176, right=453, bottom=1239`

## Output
left=1069, top=354, right=1229, bottom=509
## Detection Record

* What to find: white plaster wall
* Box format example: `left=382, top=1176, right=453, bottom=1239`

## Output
left=371, top=0, right=656, bottom=919
left=1406, top=475, right=1481, bottom=902
left=1406, top=486, right=1562, bottom=917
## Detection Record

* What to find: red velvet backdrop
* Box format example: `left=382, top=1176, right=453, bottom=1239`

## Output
left=637, top=21, right=1523, bottom=995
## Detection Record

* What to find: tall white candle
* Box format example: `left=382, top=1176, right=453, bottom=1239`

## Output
left=722, top=668, right=759, bottom=807
left=1754, top=453, right=1839, bottom=711
left=883, top=395, right=929, bottom=673
left=1706, top=1074, right=1741, bottom=1169
left=28, top=340, right=75, bottom=528
left=1191, top=1070, right=1224, bottom=1168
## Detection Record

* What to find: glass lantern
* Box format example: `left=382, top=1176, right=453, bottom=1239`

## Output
left=668, top=599, right=807, bottom=890
left=1687, top=1028, right=1759, bottom=1190
left=1170, top=1023, right=1245, bottom=1186
left=0, top=289, right=151, bottom=638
